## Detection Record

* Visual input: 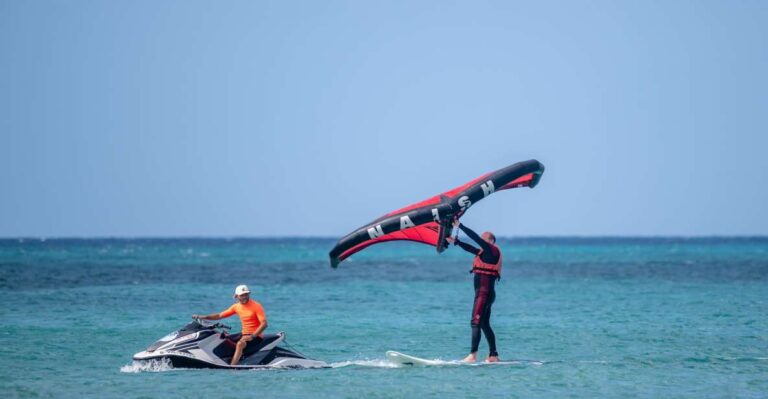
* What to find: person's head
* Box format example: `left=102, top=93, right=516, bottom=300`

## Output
left=481, top=232, right=496, bottom=245
left=234, top=284, right=251, bottom=304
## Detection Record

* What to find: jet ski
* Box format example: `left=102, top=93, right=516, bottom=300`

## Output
left=132, top=319, right=327, bottom=369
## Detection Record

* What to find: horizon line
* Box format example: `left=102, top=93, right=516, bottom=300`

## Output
left=2, top=234, right=768, bottom=240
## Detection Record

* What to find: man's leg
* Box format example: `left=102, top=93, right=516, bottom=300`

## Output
left=480, top=306, right=498, bottom=362
left=482, top=290, right=499, bottom=362
left=464, top=288, right=489, bottom=362
left=231, top=336, right=252, bottom=365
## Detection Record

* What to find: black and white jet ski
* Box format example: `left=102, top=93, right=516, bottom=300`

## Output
left=132, top=319, right=327, bottom=369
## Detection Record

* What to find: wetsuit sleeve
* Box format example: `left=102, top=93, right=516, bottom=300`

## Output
left=455, top=238, right=480, bottom=255
left=459, top=223, right=500, bottom=264
left=218, top=305, right=236, bottom=318
left=459, top=224, right=493, bottom=253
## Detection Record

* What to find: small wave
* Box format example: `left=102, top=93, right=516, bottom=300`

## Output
left=120, top=358, right=174, bottom=373
left=711, top=356, right=768, bottom=362
left=330, top=359, right=399, bottom=368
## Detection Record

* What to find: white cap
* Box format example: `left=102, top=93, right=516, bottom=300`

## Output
left=234, top=285, right=251, bottom=296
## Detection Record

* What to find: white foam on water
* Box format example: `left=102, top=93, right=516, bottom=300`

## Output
left=120, top=358, right=175, bottom=373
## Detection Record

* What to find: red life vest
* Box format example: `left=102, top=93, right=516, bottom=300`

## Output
left=471, top=244, right=502, bottom=278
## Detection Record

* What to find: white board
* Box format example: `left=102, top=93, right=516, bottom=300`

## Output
left=385, top=351, right=446, bottom=367
left=385, top=351, right=544, bottom=367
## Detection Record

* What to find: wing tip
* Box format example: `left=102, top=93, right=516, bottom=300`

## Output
left=529, top=160, right=545, bottom=188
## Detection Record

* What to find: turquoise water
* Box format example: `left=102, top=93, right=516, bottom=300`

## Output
left=1, top=238, right=767, bottom=398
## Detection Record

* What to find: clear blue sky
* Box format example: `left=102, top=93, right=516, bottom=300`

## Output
left=1, top=0, right=767, bottom=237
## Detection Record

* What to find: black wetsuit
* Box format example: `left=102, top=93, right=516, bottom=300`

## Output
left=454, top=223, right=499, bottom=357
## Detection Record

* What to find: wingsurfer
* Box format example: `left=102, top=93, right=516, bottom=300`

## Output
left=446, top=220, right=501, bottom=363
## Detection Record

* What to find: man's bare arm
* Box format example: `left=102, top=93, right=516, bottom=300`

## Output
left=250, top=320, right=268, bottom=338
left=192, top=313, right=223, bottom=320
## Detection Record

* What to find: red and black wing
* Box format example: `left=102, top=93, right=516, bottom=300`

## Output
left=328, top=159, right=545, bottom=267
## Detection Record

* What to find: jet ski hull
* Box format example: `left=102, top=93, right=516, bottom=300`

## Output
left=133, top=351, right=325, bottom=369
left=132, top=321, right=327, bottom=369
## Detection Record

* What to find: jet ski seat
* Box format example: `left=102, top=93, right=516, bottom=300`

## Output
left=216, top=333, right=283, bottom=359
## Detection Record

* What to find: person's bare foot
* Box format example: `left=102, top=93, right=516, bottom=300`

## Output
left=462, top=353, right=477, bottom=363
left=485, top=355, right=500, bottom=363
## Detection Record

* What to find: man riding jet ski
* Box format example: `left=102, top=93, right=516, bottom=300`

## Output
left=132, top=319, right=327, bottom=369
left=193, top=284, right=268, bottom=365
left=133, top=285, right=325, bottom=369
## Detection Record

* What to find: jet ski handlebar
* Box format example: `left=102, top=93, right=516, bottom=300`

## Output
left=191, top=318, right=231, bottom=330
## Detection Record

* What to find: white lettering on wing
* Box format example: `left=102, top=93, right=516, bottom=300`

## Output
left=367, top=225, right=384, bottom=239
left=431, top=208, right=440, bottom=222
left=458, top=196, right=472, bottom=211
left=400, top=215, right=415, bottom=230
left=481, top=180, right=495, bottom=197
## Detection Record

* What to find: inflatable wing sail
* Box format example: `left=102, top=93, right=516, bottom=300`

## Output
left=328, top=159, right=545, bottom=268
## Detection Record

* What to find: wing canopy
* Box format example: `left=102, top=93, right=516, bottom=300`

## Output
left=328, top=159, right=545, bottom=267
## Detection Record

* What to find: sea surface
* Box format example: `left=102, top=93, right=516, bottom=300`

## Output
left=1, top=238, right=767, bottom=398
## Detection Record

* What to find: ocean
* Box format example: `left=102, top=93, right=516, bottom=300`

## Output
left=1, top=238, right=766, bottom=398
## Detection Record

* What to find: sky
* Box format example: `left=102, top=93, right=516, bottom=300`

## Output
left=1, top=0, right=767, bottom=237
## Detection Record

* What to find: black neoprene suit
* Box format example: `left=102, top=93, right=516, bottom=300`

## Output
left=454, top=223, right=499, bottom=357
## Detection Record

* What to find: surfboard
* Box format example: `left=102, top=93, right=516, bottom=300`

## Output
left=385, top=351, right=545, bottom=367
left=385, top=351, right=447, bottom=366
